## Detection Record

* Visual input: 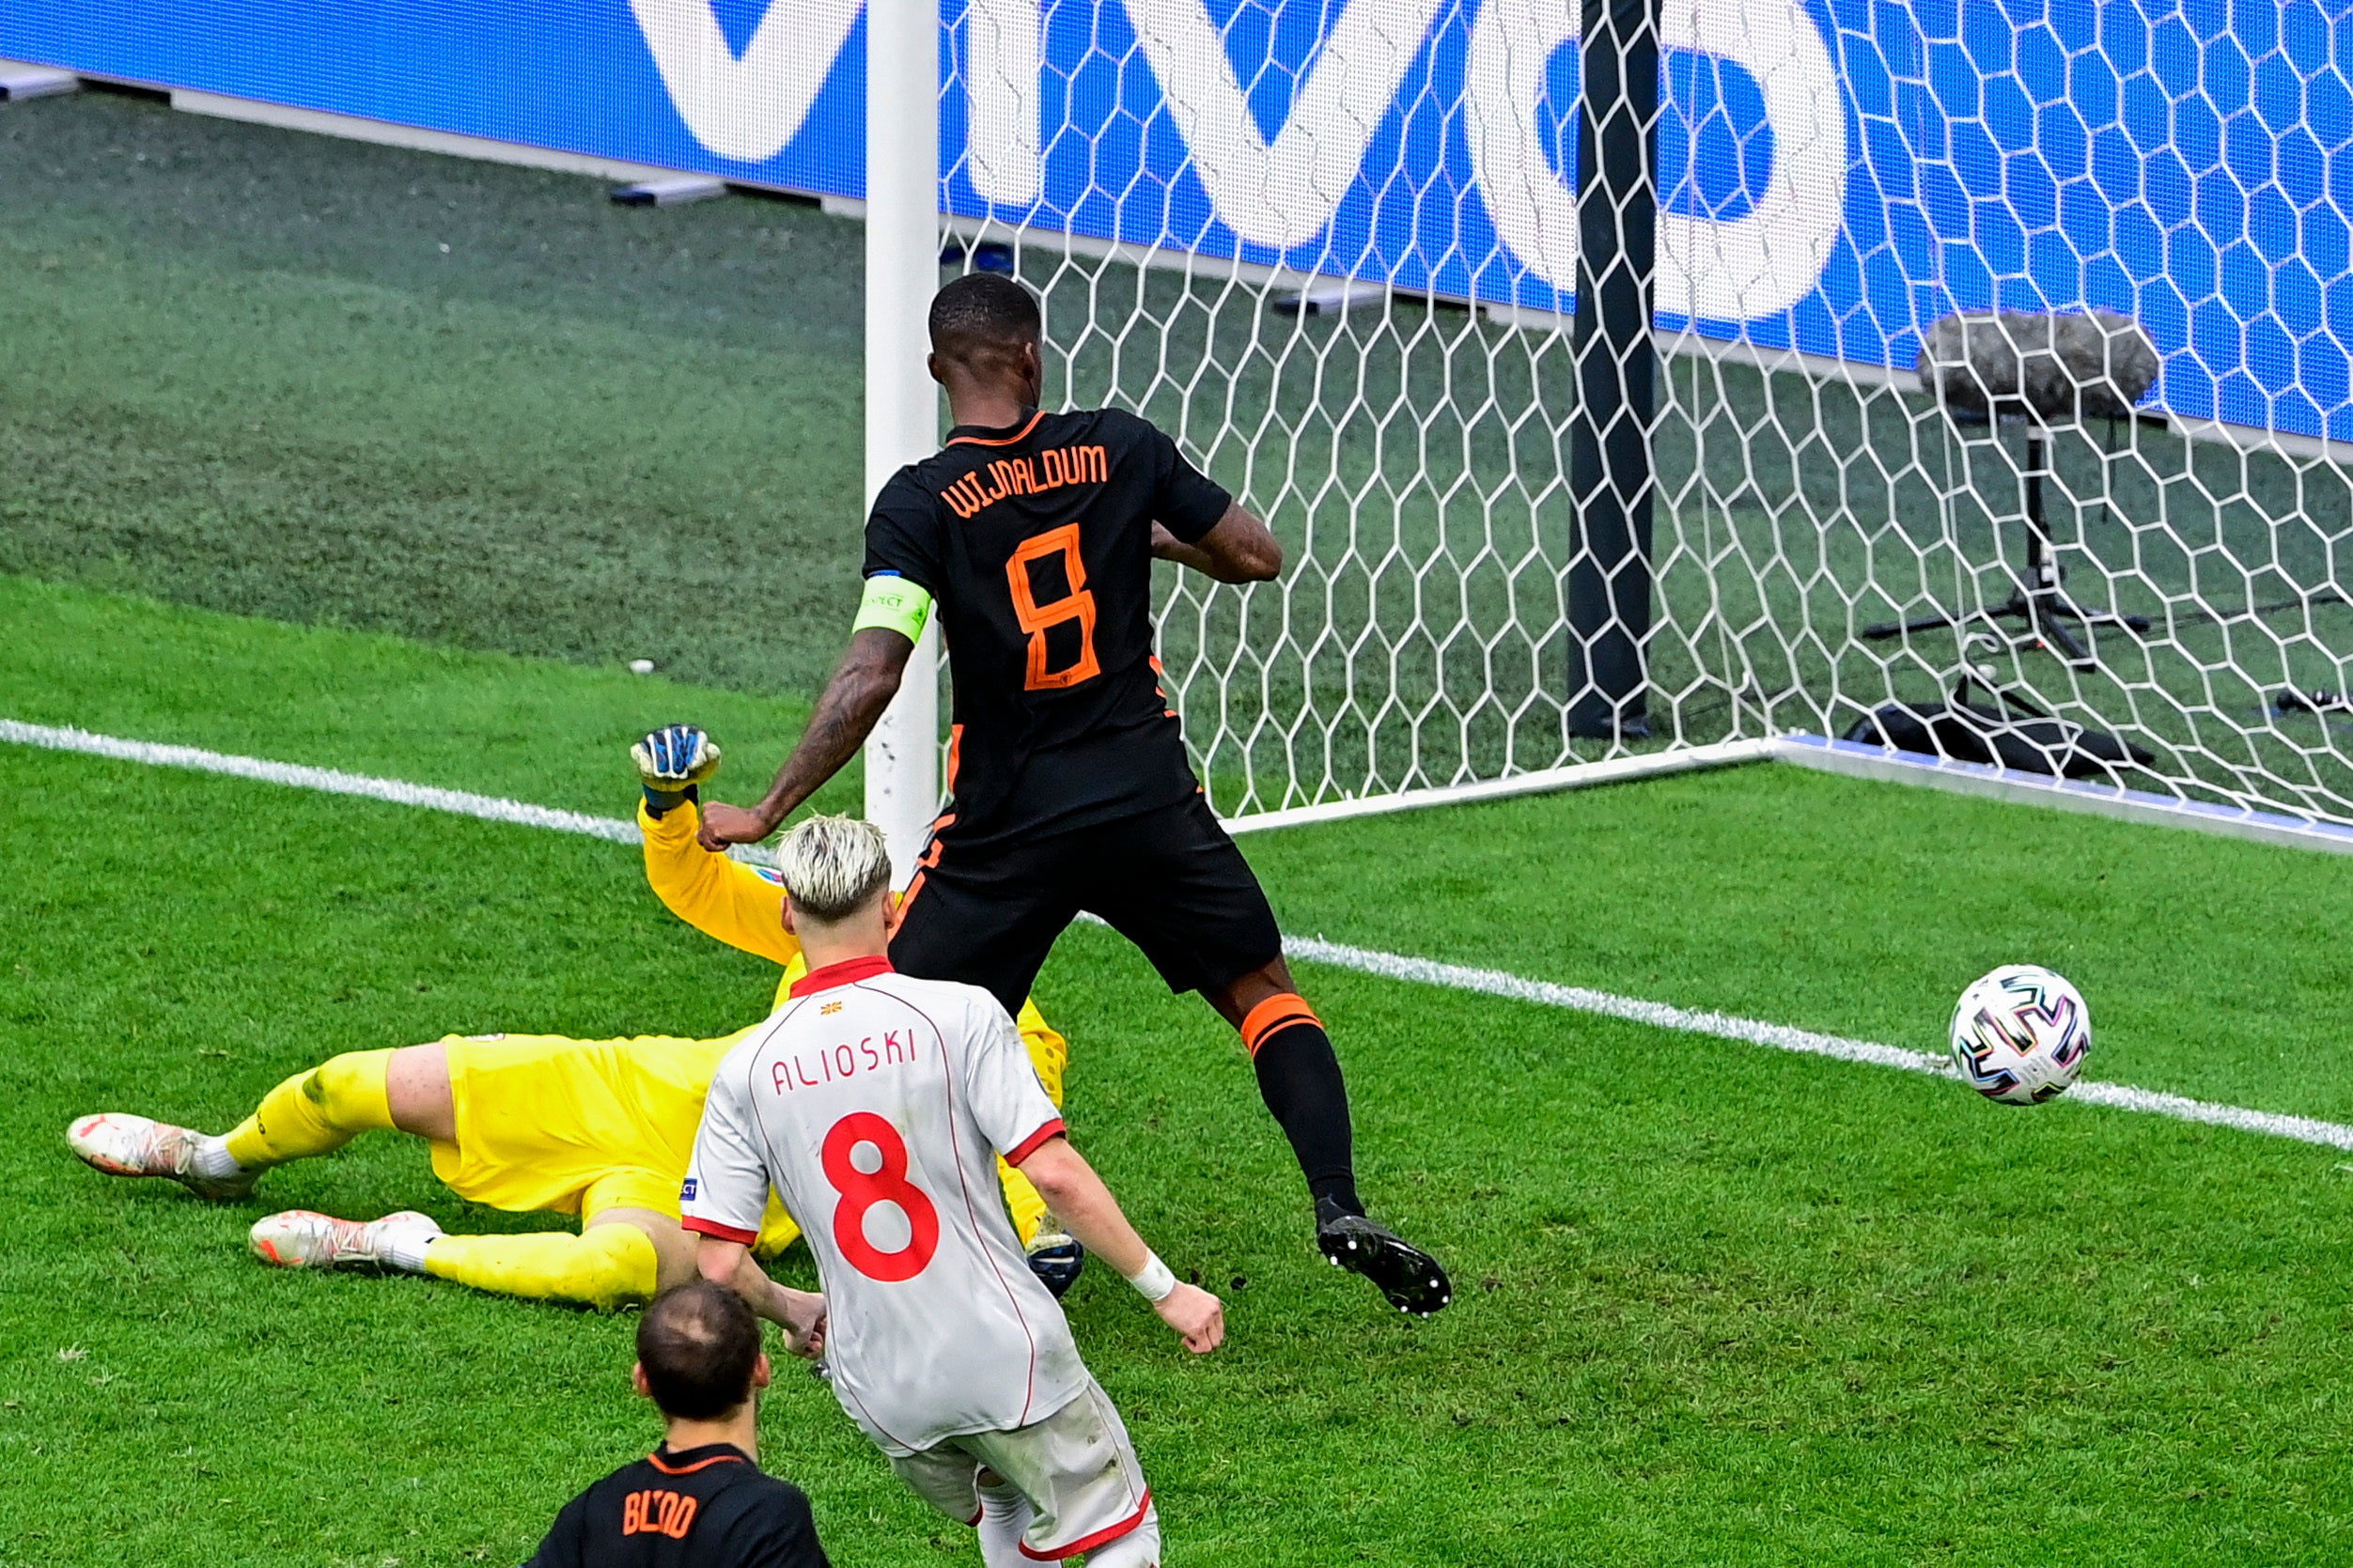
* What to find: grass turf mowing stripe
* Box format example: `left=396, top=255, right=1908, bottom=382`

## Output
left=12, top=712, right=2350, bottom=1154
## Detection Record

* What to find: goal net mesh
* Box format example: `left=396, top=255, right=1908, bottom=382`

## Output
left=939, top=0, right=2353, bottom=826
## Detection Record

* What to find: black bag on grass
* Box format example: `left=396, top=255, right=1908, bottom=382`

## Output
left=1842, top=691, right=2153, bottom=781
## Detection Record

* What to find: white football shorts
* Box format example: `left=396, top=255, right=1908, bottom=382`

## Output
left=890, top=1375, right=1157, bottom=1560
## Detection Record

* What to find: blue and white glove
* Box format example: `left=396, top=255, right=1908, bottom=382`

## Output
left=632, top=724, right=723, bottom=816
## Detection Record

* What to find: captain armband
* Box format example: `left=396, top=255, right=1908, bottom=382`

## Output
left=852, top=573, right=933, bottom=644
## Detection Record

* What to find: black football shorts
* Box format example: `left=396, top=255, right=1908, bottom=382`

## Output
left=889, top=792, right=1283, bottom=1016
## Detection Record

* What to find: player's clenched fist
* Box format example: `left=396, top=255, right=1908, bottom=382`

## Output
left=1154, top=1281, right=1224, bottom=1354
left=695, top=800, right=772, bottom=848
left=632, top=723, right=722, bottom=815
left=779, top=1290, right=828, bottom=1361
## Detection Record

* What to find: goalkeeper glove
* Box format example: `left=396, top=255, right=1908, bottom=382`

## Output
left=632, top=724, right=723, bottom=816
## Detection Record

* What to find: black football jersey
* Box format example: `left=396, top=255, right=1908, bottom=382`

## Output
left=863, top=406, right=1232, bottom=846
left=522, top=1443, right=830, bottom=1568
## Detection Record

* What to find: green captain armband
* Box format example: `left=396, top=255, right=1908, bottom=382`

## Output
left=852, top=573, right=933, bottom=643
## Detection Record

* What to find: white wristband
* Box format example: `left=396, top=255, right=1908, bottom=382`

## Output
left=1126, top=1251, right=1177, bottom=1303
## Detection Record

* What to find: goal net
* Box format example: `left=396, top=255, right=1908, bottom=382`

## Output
left=934, top=0, right=2353, bottom=828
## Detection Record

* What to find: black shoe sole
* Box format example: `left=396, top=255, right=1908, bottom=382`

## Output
left=1027, top=1239, right=1085, bottom=1300
left=1317, top=1218, right=1452, bottom=1317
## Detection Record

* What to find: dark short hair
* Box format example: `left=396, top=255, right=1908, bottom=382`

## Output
left=928, top=272, right=1041, bottom=365
left=637, top=1281, right=762, bottom=1421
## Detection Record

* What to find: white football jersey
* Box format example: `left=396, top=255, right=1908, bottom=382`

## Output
left=681, top=956, right=1086, bottom=1456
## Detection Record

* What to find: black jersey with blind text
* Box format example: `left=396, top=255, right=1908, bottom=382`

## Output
left=863, top=407, right=1231, bottom=846
left=522, top=1443, right=831, bottom=1568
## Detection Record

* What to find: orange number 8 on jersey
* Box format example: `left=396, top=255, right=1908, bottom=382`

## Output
left=1005, top=524, right=1102, bottom=691
left=822, top=1112, right=942, bottom=1282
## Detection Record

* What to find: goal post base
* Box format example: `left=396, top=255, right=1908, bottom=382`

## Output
left=1224, top=732, right=2353, bottom=860
left=1220, top=739, right=1780, bottom=837
left=1771, top=734, right=2353, bottom=859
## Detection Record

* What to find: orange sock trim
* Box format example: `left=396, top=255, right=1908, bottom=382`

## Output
left=1239, top=993, right=1322, bottom=1058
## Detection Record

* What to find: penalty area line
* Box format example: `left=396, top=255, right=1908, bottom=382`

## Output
left=10, top=715, right=2353, bottom=1154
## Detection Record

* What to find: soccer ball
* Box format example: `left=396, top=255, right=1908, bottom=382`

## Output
left=1948, top=965, right=2091, bottom=1105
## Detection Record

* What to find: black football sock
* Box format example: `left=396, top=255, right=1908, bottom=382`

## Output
left=1243, top=997, right=1363, bottom=1218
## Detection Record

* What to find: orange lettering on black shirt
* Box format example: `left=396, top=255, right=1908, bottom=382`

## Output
left=941, top=445, right=1107, bottom=520
left=621, top=1489, right=700, bottom=1540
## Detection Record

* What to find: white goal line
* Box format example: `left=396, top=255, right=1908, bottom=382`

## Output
left=1284, top=937, right=2353, bottom=1152
left=8, top=714, right=2350, bottom=1155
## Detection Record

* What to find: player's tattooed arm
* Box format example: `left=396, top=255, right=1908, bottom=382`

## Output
left=1152, top=503, right=1283, bottom=584
left=698, top=627, right=914, bottom=847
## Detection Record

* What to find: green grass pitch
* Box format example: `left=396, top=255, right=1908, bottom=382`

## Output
left=8, top=578, right=2353, bottom=1566
left=0, top=89, right=869, bottom=700
left=8, top=85, right=2353, bottom=1568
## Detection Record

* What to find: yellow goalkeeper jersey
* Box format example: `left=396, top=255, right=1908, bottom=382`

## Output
left=429, top=1026, right=801, bottom=1245
left=635, top=799, right=1067, bottom=1102
left=414, top=803, right=1065, bottom=1255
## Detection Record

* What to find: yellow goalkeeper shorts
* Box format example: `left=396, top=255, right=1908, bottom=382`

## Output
left=429, top=1031, right=799, bottom=1251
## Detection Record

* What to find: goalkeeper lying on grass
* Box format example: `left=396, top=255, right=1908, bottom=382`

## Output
left=64, top=727, right=1076, bottom=1312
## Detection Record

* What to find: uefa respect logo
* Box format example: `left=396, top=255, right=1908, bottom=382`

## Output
left=626, top=0, right=1848, bottom=320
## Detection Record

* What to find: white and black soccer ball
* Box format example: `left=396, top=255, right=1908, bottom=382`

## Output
left=1948, top=964, right=2091, bottom=1105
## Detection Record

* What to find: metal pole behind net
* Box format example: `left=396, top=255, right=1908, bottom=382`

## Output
left=1566, top=0, right=1659, bottom=741
left=863, top=0, right=943, bottom=887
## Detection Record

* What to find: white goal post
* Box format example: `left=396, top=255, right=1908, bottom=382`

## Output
left=864, top=0, right=2353, bottom=866
left=862, top=0, right=945, bottom=890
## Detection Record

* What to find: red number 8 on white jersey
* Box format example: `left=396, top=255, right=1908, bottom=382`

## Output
left=821, top=1111, right=942, bottom=1281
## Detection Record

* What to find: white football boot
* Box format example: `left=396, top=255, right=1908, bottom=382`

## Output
left=249, top=1210, right=442, bottom=1271
left=66, top=1113, right=257, bottom=1201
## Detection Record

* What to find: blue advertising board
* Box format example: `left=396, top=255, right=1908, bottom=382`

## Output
left=5, top=0, right=2348, bottom=441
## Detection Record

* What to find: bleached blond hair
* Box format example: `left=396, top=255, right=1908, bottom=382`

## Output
left=775, top=814, right=893, bottom=924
